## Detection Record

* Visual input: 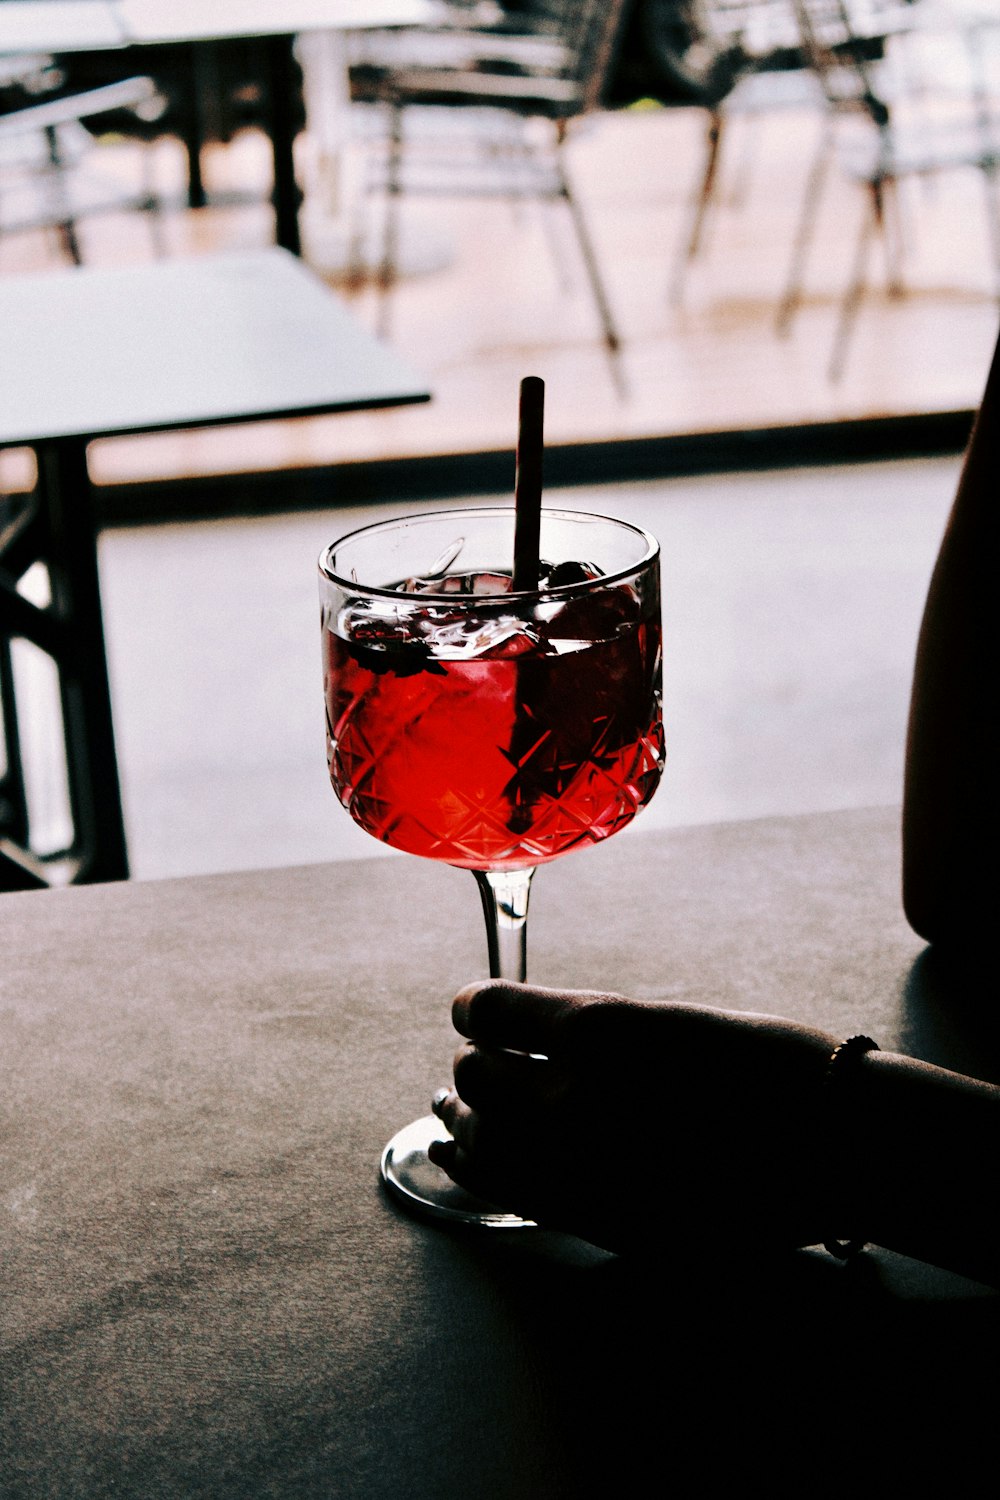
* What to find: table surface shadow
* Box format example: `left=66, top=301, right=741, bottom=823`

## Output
left=1, top=806, right=998, bottom=1497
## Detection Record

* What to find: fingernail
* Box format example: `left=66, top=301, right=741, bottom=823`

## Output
left=431, top=1086, right=450, bottom=1116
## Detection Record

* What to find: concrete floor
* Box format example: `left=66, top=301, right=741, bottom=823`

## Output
left=93, top=452, right=961, bottom=881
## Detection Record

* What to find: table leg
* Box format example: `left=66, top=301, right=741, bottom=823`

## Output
left=1, top=486, right=50, bottom=889
left=36, top=440, right=129, bottom=884
left=0, top=630, right=32, bottom=864
left=263, top=35, right=303, bottom=256
left=180, top=42, right=209, bottom=210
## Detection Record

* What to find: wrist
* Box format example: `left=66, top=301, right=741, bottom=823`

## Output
left=828, top=1047, right=1000, bottom=1285
left=819, top=1034, right=880, bottom=1257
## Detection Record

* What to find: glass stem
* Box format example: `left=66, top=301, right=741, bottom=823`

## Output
left=474, top=868, right=536, bottom=982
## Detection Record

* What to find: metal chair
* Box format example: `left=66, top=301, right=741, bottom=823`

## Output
left=779, top=0, right=1000, bottom=379
left=0, top=73, right=166, bottom=264
left=668, top=0, right=827, bottom=302
left=347, top=0, right=631, bottom=386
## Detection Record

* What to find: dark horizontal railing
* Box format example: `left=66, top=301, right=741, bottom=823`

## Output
left=90, top=408, right=974, bottom=528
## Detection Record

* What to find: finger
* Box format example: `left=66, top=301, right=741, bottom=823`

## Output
left=429, top=1089, right=539, bottom=1220
left=453, top=1041, right=551, bottom=1113
left=431, top=1084, right=453, bottom=1119
left=427, top=1135, right=458, bottom=1176
left=427, top=1138, right=515, bottom=1211
left=428, top=1131, right=535, bottom=1221
left=452, top=980, right=604, bottom=1054
left=430, top=1084, right=477, bottom=1152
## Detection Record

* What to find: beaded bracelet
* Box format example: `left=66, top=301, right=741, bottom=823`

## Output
left=822, top=1033, right=880, bottom=1259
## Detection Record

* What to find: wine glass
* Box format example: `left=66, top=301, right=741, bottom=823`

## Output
left=319, top=506, right=663, bottom=1226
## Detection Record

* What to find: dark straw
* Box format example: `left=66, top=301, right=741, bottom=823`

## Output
left=512, top=375, right=544, bottom=592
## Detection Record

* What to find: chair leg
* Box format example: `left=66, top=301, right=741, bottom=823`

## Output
left=979, top=164, right=1000, bottom=301
left=376, top=98, right=404, bottom=339
left=539, top=202, right=575, bottom=294
left=44, top=124, right=83, bottom=266
left=668, top=109, right=724, bottom=306
left=495, top=127, right=571, bottom=289
left=141, top=142, right=168, bottom=260
left=554, top=129, right=622, bottom=375
left=727, top=108, right=763, bottom=212
left=56, top=219, right=84, bottom=268
left=776, top=122, right=833, bottom=336
left=829, top=183, right=878, bottom=383
left=559, top=167, right=627, bottom=396
left=878, top=176, right=906, bottom=296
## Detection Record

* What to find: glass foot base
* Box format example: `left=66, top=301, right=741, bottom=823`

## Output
left=380, top=1114, right=536, bottom=1228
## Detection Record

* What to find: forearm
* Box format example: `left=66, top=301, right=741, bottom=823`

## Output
left=845, top=1049, right=1000, bottom=1288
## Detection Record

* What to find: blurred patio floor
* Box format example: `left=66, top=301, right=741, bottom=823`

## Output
left=2, top=98, right=998, bottom=501
left=3, top=99, right=988, bottom=879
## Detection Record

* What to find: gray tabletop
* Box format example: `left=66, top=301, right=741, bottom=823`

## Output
left=5, top=816, right=1000, bottom=1494
left=0, top=248, right=429, bottom=447
left=1, top=807, right=997, bottom=1496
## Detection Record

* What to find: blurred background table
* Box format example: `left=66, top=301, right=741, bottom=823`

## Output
left=0, top=0, right=436, bottom=254
left=112, top=0, right=436, bottom=253
left=4, top=1, right=999, bottom=446
left=0, top=246, right=429, bottom=889
left=0, top=1, right=125, bottom=54
left=1, top=806, right=996, bottom=1496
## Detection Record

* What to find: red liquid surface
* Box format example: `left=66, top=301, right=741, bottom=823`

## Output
left=324, top=578, right=663, bottom=869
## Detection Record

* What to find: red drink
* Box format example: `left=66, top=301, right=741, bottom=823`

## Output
left=324, top=570, right=663, bottom=870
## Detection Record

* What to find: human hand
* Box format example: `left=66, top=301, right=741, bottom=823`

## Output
left=429, top=982, right=842, bottom=1257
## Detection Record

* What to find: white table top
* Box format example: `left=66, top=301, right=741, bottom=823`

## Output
left=0, top=1, right=125, bottom=54
left=0, top=248, right=429, bottom=446
left=0, top=0, right=435, bottom=54
left=115, top=0, right=437, bottom=46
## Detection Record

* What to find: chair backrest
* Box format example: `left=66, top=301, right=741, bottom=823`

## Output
left=657, top=2, right=814, bottom=109
left=517, top=0, right=632, bottom=113
left=696, top=0, right=800, bottom=61
left=790, top=0, right=899, bottom=120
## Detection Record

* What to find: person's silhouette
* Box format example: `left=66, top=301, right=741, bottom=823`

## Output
left=430, top=327, right=1000, bottom=1289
